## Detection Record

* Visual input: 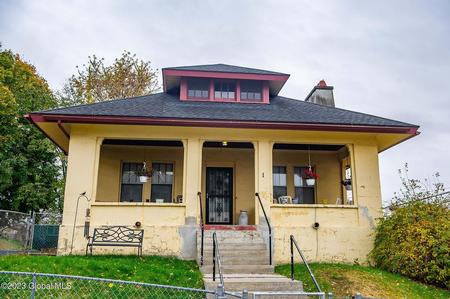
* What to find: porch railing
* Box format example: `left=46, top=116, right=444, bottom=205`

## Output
left=212, top=232, right=225, bottom=287
left=290, top=235, right=322, bottom=293
left=198, top=192, right=205, bottom=266
left=255, top=192, right=272, bottom=265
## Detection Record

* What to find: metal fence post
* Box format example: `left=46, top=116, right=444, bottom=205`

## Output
left=327, top=292, right=333, bottom=299
left=215, top=283, right=226, bottom=299
left=212, top=237, right=216, bottom=281
left=241, top=288, right=248, bottom=299
left=30, top=272, right=36, bottom=299
left=355, top=293, right=362, bottom=299
left=290, top=235, right=294, bottom=280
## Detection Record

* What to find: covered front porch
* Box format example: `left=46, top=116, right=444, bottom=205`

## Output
left=92, top=139, right=354, bottom=226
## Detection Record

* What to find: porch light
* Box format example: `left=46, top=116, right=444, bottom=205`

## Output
left=222, top=141, right=228, bottom=146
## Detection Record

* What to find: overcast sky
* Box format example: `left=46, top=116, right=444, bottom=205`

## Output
left=1, top=0, right=449, bottom=203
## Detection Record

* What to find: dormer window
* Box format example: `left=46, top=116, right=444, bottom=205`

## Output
left=187, top=78, right=209, bottom=99
left=214, top=80, right=236, bottom=100
left=240, top=80, right=262, bottom=102
left=166, top=64, right=289, bottom=104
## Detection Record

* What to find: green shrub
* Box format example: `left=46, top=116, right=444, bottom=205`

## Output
left=370, top=201, right=450, bottom=289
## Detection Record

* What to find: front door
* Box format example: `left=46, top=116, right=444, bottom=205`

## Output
left=206, top=167, right=233, bottom=224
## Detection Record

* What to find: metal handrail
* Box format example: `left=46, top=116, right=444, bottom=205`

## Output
left=212, top=232, right=225, bottom=287
left=255, top=192, right=272, bottom=265
left=290, top=235, right=322, bottom=293
left=198, top=192, right=204, bottom=266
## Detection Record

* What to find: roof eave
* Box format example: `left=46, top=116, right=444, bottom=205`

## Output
left=28, top=113, right=420, bottom=135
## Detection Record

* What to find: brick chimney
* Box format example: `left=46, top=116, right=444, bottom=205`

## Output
left=305, top=80, right=335, bottom=107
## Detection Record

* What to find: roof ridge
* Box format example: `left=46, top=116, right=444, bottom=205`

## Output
left=162, top=63, right=289, bottom=76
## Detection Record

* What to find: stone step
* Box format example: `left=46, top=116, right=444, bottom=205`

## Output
left=200, top=264, right=274, bottom=274
left=203, top=273, right=303, bottom=292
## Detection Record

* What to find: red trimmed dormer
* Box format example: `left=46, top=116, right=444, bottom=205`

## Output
left=162, top=64, right=289, bottom=104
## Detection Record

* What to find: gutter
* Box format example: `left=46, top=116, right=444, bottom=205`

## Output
left=24, top=114, right=69, bottom=155
left=27, top=113, right=419, bottom=135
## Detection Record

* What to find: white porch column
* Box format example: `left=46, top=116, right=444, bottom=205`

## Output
left=254, top=140, right=273, bottom=225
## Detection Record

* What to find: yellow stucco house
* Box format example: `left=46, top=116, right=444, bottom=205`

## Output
left=26, top=64, right=419, bottom=264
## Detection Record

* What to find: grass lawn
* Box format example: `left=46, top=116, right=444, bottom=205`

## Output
left=0, top=238, right=23, bottom=250
left=0, top=255, right=203, bottom=288
left=276, top=263, right=450, bottom=299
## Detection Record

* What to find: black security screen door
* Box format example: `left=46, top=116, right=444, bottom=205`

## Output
left=206, top=167, right=233, bottom=224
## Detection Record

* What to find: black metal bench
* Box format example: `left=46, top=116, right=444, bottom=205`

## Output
left=86, top=226, right=144, bottom=256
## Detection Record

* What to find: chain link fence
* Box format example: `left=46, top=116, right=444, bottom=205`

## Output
left=0, top=271, right=215, bottom=299
left=0, top=210, right=33, bottom=252
left=0, top=271, right=337, bottom=299
left=0, top=210, right=61, bottom=255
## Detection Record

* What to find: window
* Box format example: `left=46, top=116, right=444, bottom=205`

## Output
left=151, top=163, right=174, bottom=203
left=214, top=80, right=236, bottom=100
left=273, top=166, right=287, bottom=199
left=120, top=162, right=143, bottom=202
left=187, top=78, right=209, bottom=99
left=294, top=167, right=315, bottom=204
left=240, top=80, right=262, bottom=101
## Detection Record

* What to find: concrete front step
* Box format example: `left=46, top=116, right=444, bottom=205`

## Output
left=202, top=230, right=263, bottom=238
left=202, top=238, right=266, bottom=245
left=202, top=243, right=267, bottom=250
left=202, top=255, right=268, bottom=265
left=203, top=248, right=268, bottom=256
left=203, top=273, right=303, bottom=292
left=201, top=264, right=274, bottom=274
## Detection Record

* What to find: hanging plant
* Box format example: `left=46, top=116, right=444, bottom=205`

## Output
left=304, top=146, right=319, bottom=186
left=135, top=162, right=154, bottom=182
left=342, top=179, right=352, bottom=190
left=304, top=167, right=319, bottom=186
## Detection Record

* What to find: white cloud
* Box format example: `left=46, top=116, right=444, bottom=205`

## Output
left=1, top=0, right=449, bottom=203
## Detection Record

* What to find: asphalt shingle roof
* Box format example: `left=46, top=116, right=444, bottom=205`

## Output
left=163, top=63, right=289, bottom=76
left=38, top=92, right=417, bottom=128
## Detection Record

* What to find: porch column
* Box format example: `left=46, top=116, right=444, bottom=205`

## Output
left=59, top=130, right=103, bottom=254
left=180, top=138, right=203, bottom=259
left=182, top=138, right=203, bottom=223
left=254, top=140, right=273, bottom=225
left=352, top=143, right=383, bottom=226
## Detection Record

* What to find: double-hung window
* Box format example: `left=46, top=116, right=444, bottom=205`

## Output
left=151, top=163, right=174, bottom=203
left=120, top=162, right=143, bottom=202
left=294, top=167, right=315, bottom=204
left=214, top=80, right=236, bottom=100
left=240, top=80, right=262, bottom=101
left=187, top=78, right=209, bottom=99
left=273, top=166, right=287, bottom=199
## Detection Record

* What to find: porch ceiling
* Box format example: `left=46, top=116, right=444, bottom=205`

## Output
left=273, top=143, right=345, bottom=151
left=102, top=139, right=183, bottom=147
